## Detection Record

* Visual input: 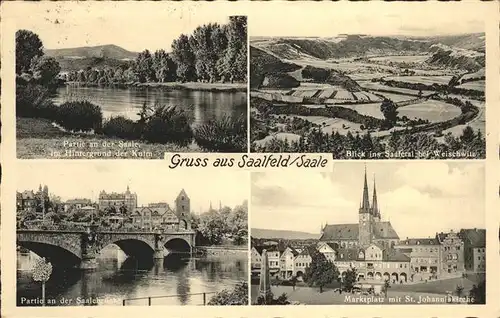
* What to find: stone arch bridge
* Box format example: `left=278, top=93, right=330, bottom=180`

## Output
left=17, top=228, right=196, bottom=269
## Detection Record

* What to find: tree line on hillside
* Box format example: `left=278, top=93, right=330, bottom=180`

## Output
left=63, top=16, right=247, bottom=86
left=252, top=125, right=485, bottom=159
left=379, top=78, right=484, bottom=101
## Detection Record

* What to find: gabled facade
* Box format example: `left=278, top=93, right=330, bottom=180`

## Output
left=293, top=249, right=312, bottom=278
left=317, top=242, right=336, bottom=262
left=279, top=246, right=299, bottom=279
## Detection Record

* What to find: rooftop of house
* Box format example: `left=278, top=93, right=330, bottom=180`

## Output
left=320, top=221, right=399, bottom=241
left=398, top=237, right=440, bottom=246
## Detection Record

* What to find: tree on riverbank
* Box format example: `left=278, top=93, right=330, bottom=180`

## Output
left=16, top=30, right=44, bottom=74
left=63, top=16, right=247, bottom=86
left=16, top=30, right=61, bottom=91
left=196, top=201, right=248, bottom=246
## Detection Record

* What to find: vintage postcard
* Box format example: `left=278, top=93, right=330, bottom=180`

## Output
left=250, top=162, right=486, bottom=305
left=15, top=161, right=249, bottom=306
left=249, top=10, right=486, bottom=159
left=0, top=1, right=499, bottom=318
left=12, top=7, right=248, bottom=159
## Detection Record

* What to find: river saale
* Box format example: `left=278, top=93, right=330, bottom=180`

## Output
left=17, top=248, right=248, bottom=306
left=54, top=86, right=247, bottom=127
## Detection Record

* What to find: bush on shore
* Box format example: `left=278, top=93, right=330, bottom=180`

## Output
left=102, top=116, right=141, bottom=140
left=17, top=85, right=246, bottom=151
left=141, top=105, right=193, bottom=146
left=57, top=101, right=103, bottom=133
left=194, top=115, right=247, bottom=152
left=16, top=84, right=58, bottom=119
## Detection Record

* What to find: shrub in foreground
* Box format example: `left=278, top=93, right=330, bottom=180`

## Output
left=16, top=84, right=57, bottom=119
left=141, top=105, right=193, bottom=146
left=207, top=282, right=248, bottom=305
left=57, top=101, right=103, bottom=132
left=194, top=115, right=247, bottom=152
left=102, top=116, right=141, bottom=140
left=255, top=292, right=291, bottom=305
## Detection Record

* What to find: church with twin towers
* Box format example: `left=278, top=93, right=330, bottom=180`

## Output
left=320, top=167, right=401, bottom=250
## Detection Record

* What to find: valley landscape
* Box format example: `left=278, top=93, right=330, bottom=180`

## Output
left=250, top=33, right=486, bottom=159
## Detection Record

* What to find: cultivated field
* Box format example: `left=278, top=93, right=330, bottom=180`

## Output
left=349, top=73, right=395, bottom=81
left=292, top=116, right=363, bottom=134
left=457, top=80, right=485, bottom=92
left=384, top=75, right=454, bottom=85
left=397, top=100, right=462, bottom=123
left=375, top=92, right=416, bottom=102
left=461, top=69, right=485, bottom=81
left=368, top=55, right=430, bottom=63
left=341, top=102, right=385, bottom=119
left=359, top=82, right=435, bottom=96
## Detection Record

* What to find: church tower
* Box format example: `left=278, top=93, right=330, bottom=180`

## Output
left=358, top=167, right=373, bottom=247
left=175, top=189, right=190, bottom=218
left=371, top=177, right=381, bottom=222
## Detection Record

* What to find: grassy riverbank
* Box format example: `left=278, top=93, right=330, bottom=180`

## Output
left=66, top=81, right=248, bottom=93
left=135, top=81, right=247, bottom=92
left=17, top=117, right=202, bottom=159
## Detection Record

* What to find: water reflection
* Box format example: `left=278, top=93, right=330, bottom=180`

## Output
left=54, top=86, right=247, bottom=127
left=17, top=251, right=247, bottom=306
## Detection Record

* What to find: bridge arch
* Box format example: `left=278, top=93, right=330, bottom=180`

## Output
left=17, top=231, right=83, bottom=268
left=98, top=234, right=156, bottom=259
left=164, top=237, right=191, bottom=253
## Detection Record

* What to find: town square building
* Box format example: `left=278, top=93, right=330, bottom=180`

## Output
left=251, top=168, right=485, bottom=284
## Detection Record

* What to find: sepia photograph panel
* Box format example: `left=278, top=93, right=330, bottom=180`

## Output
left=15, top=6, right=248, bottom=158
left=16, top=162, right=249, bottom=306
left=250, top=162, right=485, bottom=305
left=249, top=8, right=485, bottom=159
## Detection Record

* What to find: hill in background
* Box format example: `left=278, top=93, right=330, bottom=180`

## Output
left=45, top=44, right=138, bottom=60
left=252, top=33, right=484, bottom=61
left=251, top=33, right=485, bottom=76
left=251, top=228, right=320, bottom=240
left=45, top=44, right=138, bottom=72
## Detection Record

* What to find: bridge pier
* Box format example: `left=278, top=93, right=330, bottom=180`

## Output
left=153, top=249, right=165, bottom=259
left=80, top=256, right=98, bottom=270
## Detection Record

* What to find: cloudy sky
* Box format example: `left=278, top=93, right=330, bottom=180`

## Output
left=251, top=162, right=485, bottom=238
left=17, top=161, right=249, bottom=213
left=250, top=2, right=485, bottom=37
left=6, top=2, right=237, bottom=52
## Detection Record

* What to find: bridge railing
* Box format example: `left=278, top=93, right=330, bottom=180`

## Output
left=122, top=292, right=218, bottom=306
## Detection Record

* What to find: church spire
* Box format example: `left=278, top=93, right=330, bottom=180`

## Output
left=360, top=166, right=370, bottom=213
left=372, top=175, right=379, bottom=218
